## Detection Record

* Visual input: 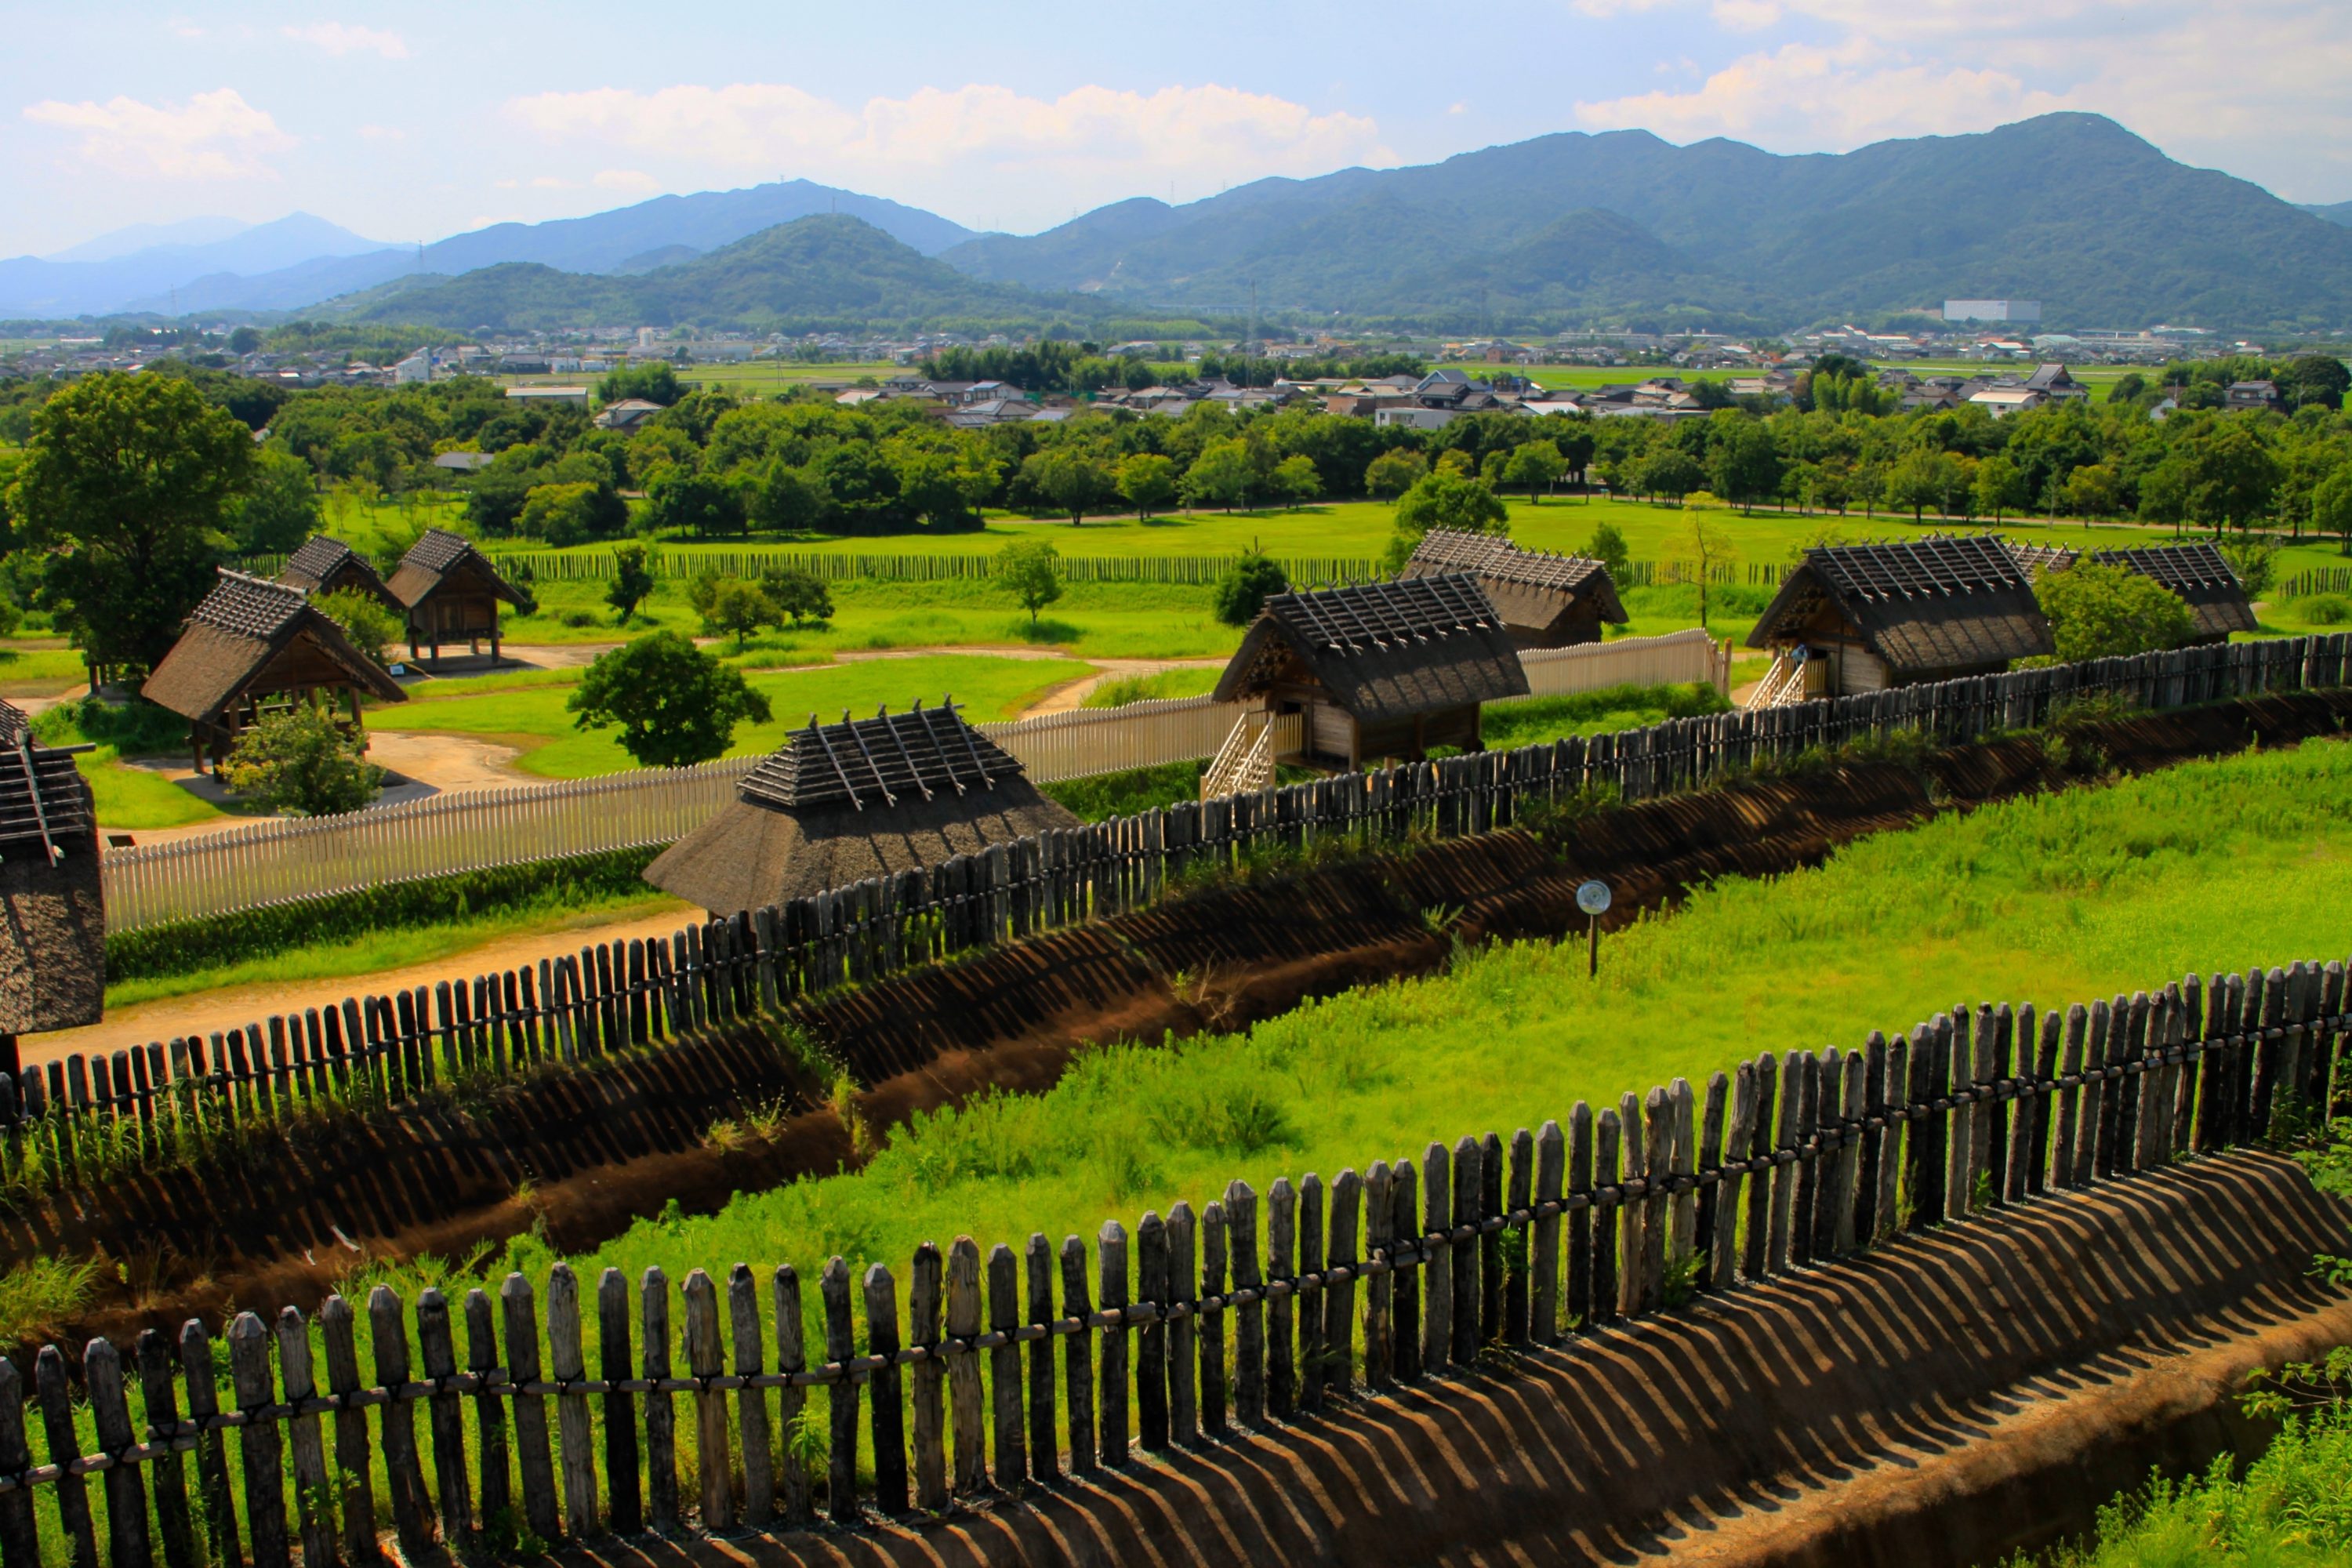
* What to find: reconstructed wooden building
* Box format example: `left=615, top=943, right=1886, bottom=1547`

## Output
left=388, top=528, right=533, bottom=667
left=142, top=570, right=407, bottom=772
left=278, top=534, right=400, bottom=611
left=1748, top=536, right=2053, bottom=700
left=1213, top=575, right=1530, bottom=770
left=1401, top=528, right=1628, bottom=648
left=2008, top=540, right=2257, bottom=647
left=0, top=699, right=103, bottom=1073
left=642, top=701, right=1080, bottom=916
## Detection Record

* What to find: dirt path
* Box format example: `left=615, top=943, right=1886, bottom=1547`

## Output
left=1014, top=655, right=1229, bottom=717
left=34, top=901, right=692, bottom=1068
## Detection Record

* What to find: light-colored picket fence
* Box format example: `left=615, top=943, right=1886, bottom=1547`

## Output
left=101, top=633, right=1726, bottom=932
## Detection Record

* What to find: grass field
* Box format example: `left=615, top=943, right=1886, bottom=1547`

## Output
left=555, top=733, right=2352, bottom=1309
left=0, top=643, right=86, bottom=699
left=73, top=747, right=223, bottom=829
left=371, top=649, right=1098, bottom=778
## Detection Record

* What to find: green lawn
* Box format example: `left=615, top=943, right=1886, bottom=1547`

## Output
left=372, top=651, right=1099, bottom=778
left=0, top=644, right=86, bottom=699
left=75, top=747, right=224, bottom=830
left=554, top=734, right=2352, bottom=1301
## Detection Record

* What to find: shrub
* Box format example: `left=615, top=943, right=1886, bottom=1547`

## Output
left=314, top=586, right=402, bottom=667
left=220, top=706, right=383, bottom=816
left=2296, top=593, right=2352, bottom=625
left=2036, top=561, right=2195, bottom=662
left=33, top=696, right=187, bottom=757
left=1212, top=551, right=1289, bottom=626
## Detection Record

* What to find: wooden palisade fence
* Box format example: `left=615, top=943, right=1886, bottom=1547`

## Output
left=0, top=950, right=2343, bottom=1565
left=100, top=631, right=1728, bottom=933
left=19, top=633, right=2351, bottom=1186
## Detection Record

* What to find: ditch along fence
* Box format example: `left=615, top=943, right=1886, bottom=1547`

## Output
left=96, top=630, right=1728, bottom=934
left=1, top=956, right=2346, bottom=1568
left=21, top=634, right=2348, bottom=1187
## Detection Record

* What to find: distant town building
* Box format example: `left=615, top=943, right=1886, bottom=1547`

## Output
left=1944, top=299, right=2043, bottom=324
left=503, top=386, right=590, bottom=408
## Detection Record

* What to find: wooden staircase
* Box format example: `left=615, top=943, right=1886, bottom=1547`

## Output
left=1745, top=652, right=1809, bottom=710
left=1202, top=711, right=1276, bottom=800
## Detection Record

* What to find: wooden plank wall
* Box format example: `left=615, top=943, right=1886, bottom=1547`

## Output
left=2, top=953, right=2343, bottom=1564
left=27, top=635, right=2347, bottom=1184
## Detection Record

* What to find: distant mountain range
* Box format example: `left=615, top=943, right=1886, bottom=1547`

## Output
left=329, top=215, right=1101, bottom=333
left=2, top=180, right=976, bottom=320
left=16, top=114, right=2352, bottom=332
left=939, top=114, right=2352, bottom=331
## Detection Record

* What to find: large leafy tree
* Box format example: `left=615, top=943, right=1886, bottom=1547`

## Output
left=229, top=445, right=325, bottom=554
left=568, top=631, right=772, bottom=768
left=2035, top=562, right=2194, bottom=662
left=9, top=371, right=252, bottom=675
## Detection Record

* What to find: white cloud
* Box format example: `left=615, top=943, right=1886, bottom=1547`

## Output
left=593, top=169, right=659, bottom=191
left=503, top=81, right=1392, bottom=228
left=166, top=19, right=203, bottom=38
left=1566, top=0, right=1682, bottom=15
left=358, top=124, right=405, bottom=143
left=1710, top=0, right=1781, bottom=31
left=282, top=23, right=409, bottom=60
left=22, top=88, right=295, bottom=181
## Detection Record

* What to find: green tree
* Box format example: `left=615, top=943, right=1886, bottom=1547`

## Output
left=568, top=631, right=772, bottom=768
left=1181, top=440, right=1254, bottom=512
left=227, top=325, right=263, bottom=355
left=220, top=705, right=383, bottom=816
left=997, top=539, right=1063, bottom=629
left=760, top=566, right=833, bottom=626
left=1022, top=445, right=1116, bottom=525
left=1666, top=514, right=1735, bottom=630
left=230, top=447, right=324, bottom=555
left=1973, top=455, right=2028, bottom=524
left=2035, top=562, right=2195, bottom=662
left=2284, top=354, right=2350, bottom=412
left=607, top=541, right=657, bottom=625
left=1270, top=453, right=1324, bottom=504
left=1636, top=448, right=1705, bottom=503
left=1395, top=470, right=1509, bottom=537
left=1882, top=448, right=1962, bottom=521
left=597, top=363, right=684, bottom=407
left=750, top=463, right=828, bottom=535
left=2062, top=463, right=2122, bottom=520
left=2220, top=537, right=2278, bottom=601
left=9, top=370, right=252, bottom=675
left=1504, top=440, right=1566, bottom=503
left=1213, top=551, right=1290, bottom=626
left=1704, top=418, right=1781, bottom=511
left=702, top=578, right=782, bottom=651
left=2186, top=423, right=2281, bottom=532
left=1584, top=521, right=1632, bottom=583
left=647, top=466, right=746, bottom=539
left=314, top=587, right=401, bottom=668
left=517, top=481, right=618, bottom=547
left=2313, top=465, right=2352, bottom=557
left=1115, top=452, right=1178, bottom=519
left=1364, top=448, right=1427, bottom=499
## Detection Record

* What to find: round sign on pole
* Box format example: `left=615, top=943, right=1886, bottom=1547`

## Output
left=1575, top=879, right=1612, bottom=916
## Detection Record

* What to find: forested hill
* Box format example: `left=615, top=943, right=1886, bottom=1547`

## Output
left=328, top=216, right=1112, bottom=333
left=942, top=114, right=2352, bottom=331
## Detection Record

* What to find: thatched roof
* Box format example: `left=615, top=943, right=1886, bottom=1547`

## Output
left=1214, top=575, right=1530, bottom=722
left=387, top=529, right=532, bottom=612
left=1401, top=528, right=1628, bottom=631
left=2002, top=539, right=2258, bottom=642
left=142, top=570, right=408, bottom=724
left=0, top=699, right=103, bottom=1034
left=280, top=535, right=399, bottom=608
left=1748, top=536, right=2052, bottom=677
left=642, top=703, right=1081, bottom=914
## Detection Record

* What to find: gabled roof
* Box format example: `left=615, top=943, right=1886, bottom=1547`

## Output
left=1214, top=575, right=1530, bottom=722
left=1748, top=536, right=2053, bottom=675
left=2089, top=543, right=2259, bottom=638
left=0, top=699, right=94, bottom=855
left=739, top=702, right=1025, bottom=811
left=0, top=697, right=104, bottom=1034
left=279, top=535, right=397, bottom=606
left=387, top=528, right=532, bottom=611
left=1401, top=528, right=1628, bottom=626
left=141, top=569, right=408, bottom=723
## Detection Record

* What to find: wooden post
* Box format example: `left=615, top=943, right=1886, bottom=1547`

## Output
left=988, top=1243, right=1028, bottom=1483
left=1421, top=1143, right=1453, bottom=1371
left=1744, top=1055, right=1778, bottom=1272
left=1265, top=1181, right=1296, bottom=1418
left=641, top=1268, right=677, bottom=1530
left=368, top=1287, right=434, bottom=1555
left=1532, top=1125, right=1564, bottom=1343
left=729, top=1264, right=775, bottom=1526
left=1200, top=1203, right=1229, bottom=1432
left=1228, top=1180, right=1265, bottom=1422
left=818, top=1258, right=857, bottom=1525
left=1099, top=1220, right=1131, bottom=1461
left=1716, top=1066, right=1755, bottom=1287
left=1297, top=1174, right=1326, bottom=1411
left=1326, top=1171, right=1360, bottom=1392
left=415, top=1289, right=472, bottom=1547
left=1134, top=1217, right=1170, bottom=1448
left=1167, top=1206, right=1200, bottom=1442
left=946, top=1237, right=985, bottom=1494
left=1642, top=1086, right=1673, bottom=1310
left=318, top=1300, right=375, bottom=1565
left=1617, top=1093, right=1646, bottom=1314
left=1566, top=1103, right=1595, bottom=1327
left=0, top=1359, right=42, bottom=1568
left=1592, top=1109, right=1621, bottom=1324
left=684, top=1269, right=735, bottom=1530
left=866, top=1263, right=909, bottom=1516
left=1451, top=1138, right=1482, bottom=1361
left=227, top=1315, right=290, bottom=1568
left=1363, top=1164, right=1394, bottom=1385
left=909, top=1244, right=948, bottom=1511
left=500, top=1274, right=561, bottom=1544
left=134, top=1331, right=195, bottom=1568
left=597, top=1269, right=640, bottom=1536
left=1061, top=1235, right=1097, bottom=1474
left=1391, top=1158, right=1421, bottom=1379
left=464, top=1290, right=510, bottom=1539
left=1027, top=1234, right=1062, bottom=1472
left=773, top=1265, right=813, bottom=1526
left=86, top=1338, right=154, bottom=1568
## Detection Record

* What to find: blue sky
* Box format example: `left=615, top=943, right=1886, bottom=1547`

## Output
left=5, top=0, right=2347, bottom=256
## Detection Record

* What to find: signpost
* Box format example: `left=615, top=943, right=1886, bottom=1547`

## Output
left=1576, top=879, right=1611, bottom=978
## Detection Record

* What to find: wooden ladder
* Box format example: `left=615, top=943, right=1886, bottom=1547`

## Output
left=1201, top=711, right=1276, bottom=801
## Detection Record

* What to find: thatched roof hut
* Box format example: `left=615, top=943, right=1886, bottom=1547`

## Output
left=1748, top=536, right=2051, bottom=695
left=1213, top=575, right=1529, bottom=768
left=1400, top=528, right=1628, bottom=648
left=387, top=529, right=532, bottom=666
left=143, top=569, right=407, bottom=771
left=0, top=699, right=103, bottom=1050
left=279, top=535, right=400, bottom=611
left=2005, top=539, right=2257, bottom=646
left=643, top=702, right=1080, bottom=916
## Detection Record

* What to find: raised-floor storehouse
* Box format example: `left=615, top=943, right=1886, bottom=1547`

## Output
left=388, top=529, right=534, bottom=668
left=1400, top=528, right=1628, bottom=648
left=1747, top=536, right=2053, bottom=702
left=278, top=535, right=401, bottom=612
left=642, top=701, right=1080, bottom=917
left=142, top=570, right=407, bottom=772
left=0, top=699, right=103, bottom=1073
left=2007, top=541, right=2257, bottom=647
left=1212, top=575, right=1529, bottom=770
